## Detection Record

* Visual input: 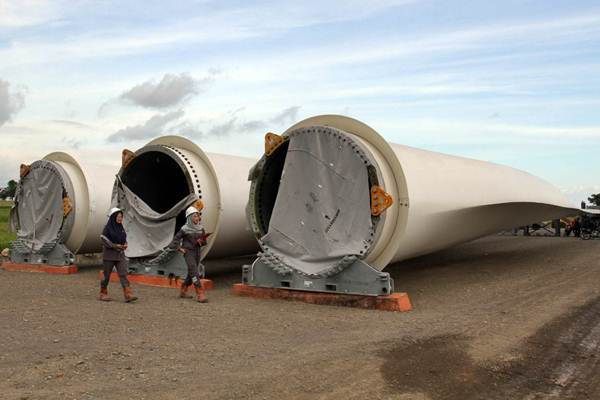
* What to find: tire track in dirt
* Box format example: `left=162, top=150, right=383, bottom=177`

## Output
left=380, top=295, right=600, bottom=400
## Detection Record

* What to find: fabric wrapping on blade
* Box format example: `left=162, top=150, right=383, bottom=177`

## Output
left=10, top=161, right=72, bottom=252
left=260, top=126, right=376, bottom=277
left=113, top=176, right=198, bottom=258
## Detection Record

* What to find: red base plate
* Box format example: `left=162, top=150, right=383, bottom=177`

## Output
left=1, top=262, right=78, bottom=274
left=232, top=283, right=412, bottom=312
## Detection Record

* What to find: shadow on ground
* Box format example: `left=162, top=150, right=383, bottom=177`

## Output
left=380, top=295, right=600, bottom=400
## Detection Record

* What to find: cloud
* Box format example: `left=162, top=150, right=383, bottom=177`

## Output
left=118, top=72, right=214, bottom=109
left=106, top=109, right=185, bottom=142
left=201, top=106, right=300, bottom=138
left=60, top=136, right=83, bottom=150
left=105, top=105, right=273, bottom=143
left=172, top=120, right=204, bottom=139
left=241, top=120, right=268, bottom=132
left=0, top=0, right=64, bottom=28
left=0, top=1, right=416, bottom=68
left=207, top=118, right=238, bottom=137
left=50, top=119, right=96, bottom=130
left=561, top=185, right=600, bottom=207
left=0, top=79, right=26, bottom=126
left=269, top=106, right=300, bottom=125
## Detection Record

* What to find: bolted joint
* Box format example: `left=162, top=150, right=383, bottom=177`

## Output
left=371, top=185, right=393, bottom=216
left=264, top=132, right=285, bottom=156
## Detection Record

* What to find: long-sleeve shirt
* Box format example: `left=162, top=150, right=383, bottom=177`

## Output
left=101, top=235, right=125, bottom=261
left=168, top=228, right=207, bottom=251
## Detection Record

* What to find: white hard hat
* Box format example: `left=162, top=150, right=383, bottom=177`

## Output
left=185, top=206, right=200, bottom=218
left=108, top=207, right=122, bottom=217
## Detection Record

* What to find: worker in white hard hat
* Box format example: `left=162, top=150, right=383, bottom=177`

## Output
left=98, top=207, right=138, bottom=303
left=168, top=204, right=211, bottom=303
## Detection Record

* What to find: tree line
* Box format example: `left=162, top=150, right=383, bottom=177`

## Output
left=0, top=180, right=17, bottom=200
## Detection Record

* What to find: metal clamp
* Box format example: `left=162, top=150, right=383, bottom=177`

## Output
left=264, top=132, right=285, bottom=156
left=63, top=197, right=73, bottom=217
left=121, top=149, right=136, bottom=168
left=371, top=185, right=393, bottom=216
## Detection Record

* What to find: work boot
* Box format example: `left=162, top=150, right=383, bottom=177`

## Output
left=194, top=286, right=208, bottom=303
left=99, top=287, right=111, bottom=301
left=123, top=286, right=138, bottom=303
left=179, top=284, right=193, bottom=299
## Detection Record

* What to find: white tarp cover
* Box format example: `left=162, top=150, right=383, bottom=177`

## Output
left=10, top=161, right=66, bottom=251
left=113, top=177, right=198, bottom=258
left=260, top=127, right=374, bottom=276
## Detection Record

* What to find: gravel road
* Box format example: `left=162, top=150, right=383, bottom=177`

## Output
left=1, top=236, right=599, bottom=400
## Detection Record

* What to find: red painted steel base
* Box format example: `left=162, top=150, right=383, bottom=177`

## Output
left=231, top=283, right=412, bottom=312
left=1, top=262, right=78, bottom=274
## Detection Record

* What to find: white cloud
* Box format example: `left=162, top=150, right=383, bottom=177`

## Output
left=561, top=185, right=600, bottom=207
left=0, top=134, right=123, bottom=185
left=226, top=13, right=600, bottom=85
left=50, top=119, right=96, bottom=130
left=105, top=105, right=299, bottom=142
left=269, top=106, right=300, bottom=125
left=202, top=106, right=300, bottom=138
left=106, top=110, right=185, bottom=142
left=118, top=72, right=213, bottom=109
left=377, top=118, right=600, bottom=145
left=0, top=79, right=26, bottom=126
left=0, top=0, right=64, bottom=28
left=0, top=1, right=418, bottom=68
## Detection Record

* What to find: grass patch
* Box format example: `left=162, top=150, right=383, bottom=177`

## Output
left=0, top=201, right=16, bottom=250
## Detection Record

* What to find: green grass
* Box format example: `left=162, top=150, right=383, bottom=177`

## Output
left=0, top=201, right=16, bottom=250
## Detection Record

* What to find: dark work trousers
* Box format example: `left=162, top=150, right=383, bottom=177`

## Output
left=183, top=247, right=203, bottom=288
left=100, top=259, right=130, bottom=288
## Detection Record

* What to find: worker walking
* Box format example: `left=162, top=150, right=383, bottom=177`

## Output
left=170, top=205, right=209, bottom=303
left=99, top=207, right=138, bottom=303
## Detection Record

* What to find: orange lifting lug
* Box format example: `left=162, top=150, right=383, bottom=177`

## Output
left=20, top=164, right=31, bottom=178
left=193, top=199, right=205, bottom=211
left=122, top=149, right=136, bottom=168
left=371, top=185, right=393, bottom=216
left=264, top=132, right=285, bottom=156
left=63, top=197, right=73, bottom=217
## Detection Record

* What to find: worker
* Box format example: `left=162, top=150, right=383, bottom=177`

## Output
left=169, top=205, right=210, bottom=303
left=573, top=217, right=581, bottom=237
left=565, top=219, right=579, bottom=237
left=99, top=207, right=138, bottom=303
left=565, top=220, right=573, bottom=236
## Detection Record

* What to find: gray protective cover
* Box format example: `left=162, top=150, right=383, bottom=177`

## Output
left=113, top=177, right=198, bottom=258
left=260, top=127, right=374, bottom=276
left=10, top=161, right=69, bottom=252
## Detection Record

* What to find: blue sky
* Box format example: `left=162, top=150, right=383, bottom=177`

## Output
left=1, top=0, right=599, bottom=204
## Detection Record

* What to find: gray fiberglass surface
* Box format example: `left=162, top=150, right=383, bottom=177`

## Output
left=258, top=126, right=376, bottom=276
left=114, top=148, right=198, bottom=258
left=10, top=160, right=72, bottom=251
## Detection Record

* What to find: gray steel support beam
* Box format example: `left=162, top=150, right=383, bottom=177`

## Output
left=242, top=256, right=394, bottom=297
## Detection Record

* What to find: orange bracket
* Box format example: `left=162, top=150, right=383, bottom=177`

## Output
left=63, top=197, right=73, bottom=217
left=194, top=199, right=204, bottom=211
left=122, top=149, right=136, bottom=168
left=371, top=186, right=393, bottom=216
left=265, top=132, right=285, bottom=156
left=20, top=164, right=31, bottom=178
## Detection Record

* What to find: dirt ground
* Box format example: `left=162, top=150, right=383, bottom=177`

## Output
left=1, top=235, right=599, bottom=400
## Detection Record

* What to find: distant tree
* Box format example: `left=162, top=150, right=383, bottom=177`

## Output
left=588, top=193, right=600, bottom=207
left=0, top=180, right=17, bottom=199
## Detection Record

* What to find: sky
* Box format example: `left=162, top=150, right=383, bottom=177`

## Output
left=0, top=0, right=599, bottom=205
